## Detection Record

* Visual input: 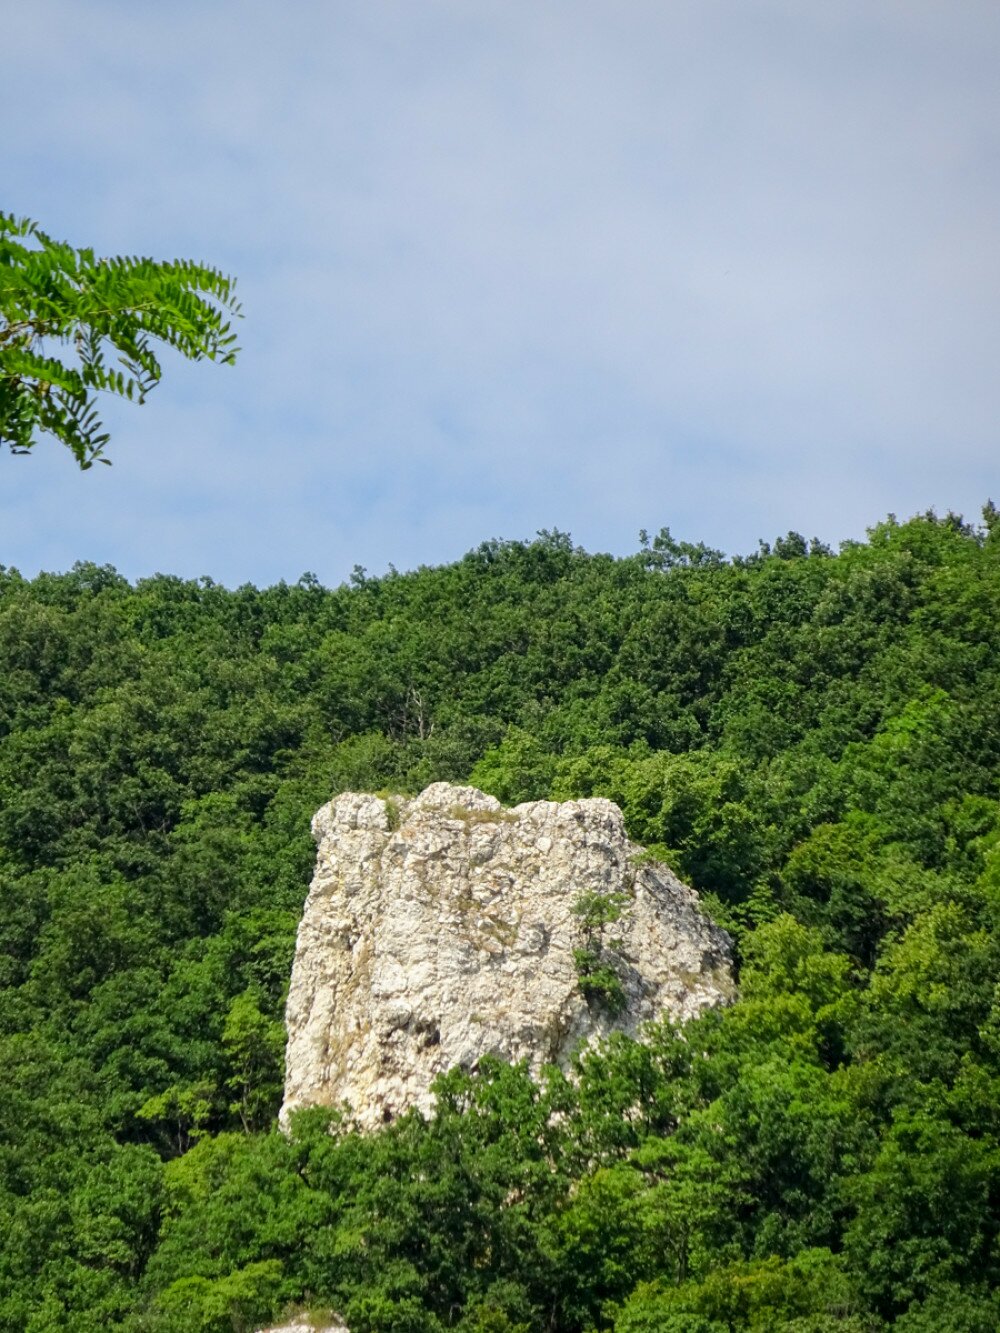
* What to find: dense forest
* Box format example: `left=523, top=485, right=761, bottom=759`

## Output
left=2, top=507, right=1000, bottom=1332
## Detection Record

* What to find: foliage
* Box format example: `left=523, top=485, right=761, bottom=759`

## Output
left=572, top=890, right=628, bottom=1014
left=0, top=507, right=999, bottom=1327
left=0, top=213, right=240, bottom=466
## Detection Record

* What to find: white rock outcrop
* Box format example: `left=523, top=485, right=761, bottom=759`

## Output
left=281, top=783, right=733, bottom=1128
left=257, top=1322, right=347, bottom=1333
left=257, top=1321, right=347, bottom=1333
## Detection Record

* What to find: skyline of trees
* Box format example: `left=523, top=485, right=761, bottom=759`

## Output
left=1, top=505, right=998, bottom=1329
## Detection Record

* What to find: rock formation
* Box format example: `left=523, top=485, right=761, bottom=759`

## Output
left=281, top=782, right=733, bottom=1129
left=258, top=1322, right=349, bottom=1333
left=257, top=1322, right=347, bottom=1333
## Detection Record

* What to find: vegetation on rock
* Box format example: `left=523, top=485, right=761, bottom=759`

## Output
left=572, top=889, right=628, bottom=1014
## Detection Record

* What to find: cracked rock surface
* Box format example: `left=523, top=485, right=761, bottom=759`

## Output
left=257, top=1323, right=347, bottom=1333
left=281, top=783, right=733, bottom=1129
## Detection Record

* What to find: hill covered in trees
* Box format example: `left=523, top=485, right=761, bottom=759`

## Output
left=2, top=507, right=999, bottom=1331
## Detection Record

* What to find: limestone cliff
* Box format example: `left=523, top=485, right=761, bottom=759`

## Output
left=281, top=782, right=733, bottom=1128
left=258, top=1322, right=346, bottom=1333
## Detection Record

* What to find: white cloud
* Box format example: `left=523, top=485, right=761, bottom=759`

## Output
left=2, top=1, right=998, bottom=583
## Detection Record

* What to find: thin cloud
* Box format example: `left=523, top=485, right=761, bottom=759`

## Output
left=2, top=1, right=998, bottom=583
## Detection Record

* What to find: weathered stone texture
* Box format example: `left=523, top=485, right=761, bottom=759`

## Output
left=281, top=783, right=733, bottom=1129
left=257, top=1321, right=347, bottom=1333
left=257, top=1322, right=347, bottom=1333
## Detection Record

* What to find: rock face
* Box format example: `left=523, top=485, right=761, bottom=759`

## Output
left=257, top=1322, right=347, bottom=1333
left=257, top=1321, right=347, bottom=1333
left=281, top=783, right=733, bottom=1129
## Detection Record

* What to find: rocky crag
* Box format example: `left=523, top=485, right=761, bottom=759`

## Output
left=258, top=1322, right=346, bottom=1333
left=281, top=782, right=733, bottom=1128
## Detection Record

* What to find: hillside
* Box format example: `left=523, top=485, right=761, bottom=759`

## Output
left=1, top=508, right=1000, bottom=1330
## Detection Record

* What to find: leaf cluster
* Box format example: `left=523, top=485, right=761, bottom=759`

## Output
left=0, top=213, right=241, bottom=466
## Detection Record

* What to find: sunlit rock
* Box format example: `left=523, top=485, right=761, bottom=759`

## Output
left=281, top=782, right=733, bottom=1129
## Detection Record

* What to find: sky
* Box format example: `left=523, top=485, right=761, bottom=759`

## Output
left=2, top=0, right=998, bottom=586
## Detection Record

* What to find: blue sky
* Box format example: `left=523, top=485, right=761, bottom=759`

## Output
left=3, top=1, right=998, bottom=585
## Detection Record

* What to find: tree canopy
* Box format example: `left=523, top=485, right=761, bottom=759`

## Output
left=0, top=213, right=241, bottom=467
left=1, top=508, right=999, bottom=1329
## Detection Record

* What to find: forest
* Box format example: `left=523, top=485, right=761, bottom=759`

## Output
left=1, top=506, right=999, bottom=1331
